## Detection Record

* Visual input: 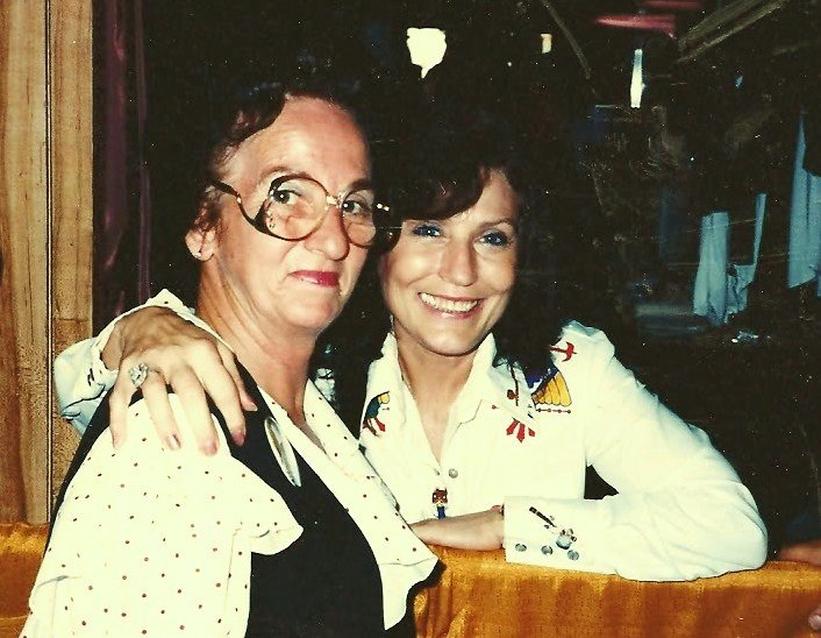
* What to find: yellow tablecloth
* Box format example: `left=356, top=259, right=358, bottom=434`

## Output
left=3, top=524, right=820, bottom=637
left=415, top=546, right=821, bottom=637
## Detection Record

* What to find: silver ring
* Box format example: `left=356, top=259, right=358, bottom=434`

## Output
left=128, top=362, right=150, bottom=389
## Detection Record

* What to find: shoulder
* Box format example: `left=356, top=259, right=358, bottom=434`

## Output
left=518, top=321, right=614, bottom=377
left=515, top=322, right=618, bottom=410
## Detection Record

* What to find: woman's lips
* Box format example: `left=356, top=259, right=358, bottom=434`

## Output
left=291, top=270, right=340, bottom=287
left=419, top=292, right=481, bottom=315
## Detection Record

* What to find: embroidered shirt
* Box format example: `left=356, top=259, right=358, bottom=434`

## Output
left=359, top=328, right=767, bottom=580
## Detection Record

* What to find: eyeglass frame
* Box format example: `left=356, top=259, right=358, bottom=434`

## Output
left=209, top=173, right=391, bottom=248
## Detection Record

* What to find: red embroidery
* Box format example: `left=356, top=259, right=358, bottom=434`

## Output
left=506, top=419, right=536, bottom=442
left=549, top=341, right=577, bottom=362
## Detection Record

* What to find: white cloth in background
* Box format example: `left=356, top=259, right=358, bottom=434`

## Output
left=727, top=193, right=767, bottom=316
left=694, top=193, right=768, bottom=324
left=788, top=114, right=821, bottom=295
left=693, top=211, right=730, bottom=325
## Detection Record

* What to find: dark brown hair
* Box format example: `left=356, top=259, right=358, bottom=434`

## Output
left=322, top=103, right=565, bottom=430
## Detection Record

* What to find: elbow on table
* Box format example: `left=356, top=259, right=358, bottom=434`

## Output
left=720, top=507, right=768, bottom=573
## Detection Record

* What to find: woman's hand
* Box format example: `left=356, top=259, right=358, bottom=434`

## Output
left=410, top=508, right=504, bottom=550
left=777, top=539, right=821, bottom=631
left=105, top=307, right=255, bottom=453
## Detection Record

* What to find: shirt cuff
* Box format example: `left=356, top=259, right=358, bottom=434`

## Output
left=503, top=495, right=610, bottom=573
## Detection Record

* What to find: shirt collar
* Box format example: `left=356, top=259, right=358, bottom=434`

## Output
left=364, top=332, right=540, bottom=431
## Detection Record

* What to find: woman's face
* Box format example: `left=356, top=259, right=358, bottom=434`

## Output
left=379, top=169, right=519, bottom=359
left=199, top=97, right=371, bottom=337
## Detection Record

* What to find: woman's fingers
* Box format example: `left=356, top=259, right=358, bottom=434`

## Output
left=170, top=368, right=220, bottom=454
left=140, top=372, right=182, bottom=450
left=107, top=373, right=138, bottom=448
left=217, top=343, right=256, bottom=411
left=778, top=539, right=821, bottom=565
left=410, top=510, right=504, bottom=550
left=103, top=307, right=252, bottom=452
left=809, top=603, right=821, bottom=632
left=215, top=343, right=255, bottom=444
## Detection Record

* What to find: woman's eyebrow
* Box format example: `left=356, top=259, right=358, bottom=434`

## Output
left=346, top=177, right=374, bottom=193
left=259, top=167, right=373, bottom=193
left=477, top=216, right=518, bottom=228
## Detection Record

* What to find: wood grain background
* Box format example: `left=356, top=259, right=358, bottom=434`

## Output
left=0, top=1, right=92, bottom=523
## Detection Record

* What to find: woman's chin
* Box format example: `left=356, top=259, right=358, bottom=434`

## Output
left=282, top=305, right=340, bottom=335
left=414, top=332, right=485, bottom=359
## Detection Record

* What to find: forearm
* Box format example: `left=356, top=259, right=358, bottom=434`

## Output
left=503, top=474, right=766, bottom=580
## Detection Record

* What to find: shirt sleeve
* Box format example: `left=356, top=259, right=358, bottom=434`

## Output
left=22, top=394, right=303, bottom=637
left=54, top=289, right=202, bottom=435
left=503, top=328, right=767, bottom=580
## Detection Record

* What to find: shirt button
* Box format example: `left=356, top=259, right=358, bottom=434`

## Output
left=448, top=468, right=459, bottom=479
left=514, top=543, right=527, bottom=552
left=541, top=545, right=553, bottom=555
left=567, top=550, right=580, bottom=561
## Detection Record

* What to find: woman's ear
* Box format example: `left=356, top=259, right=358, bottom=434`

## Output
left=185, top=209, right=218, bottom=261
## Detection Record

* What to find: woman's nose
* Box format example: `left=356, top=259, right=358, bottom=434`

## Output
left=439, top=240, right=478, bottom=287
left=304, top=204, right=350, bottom=260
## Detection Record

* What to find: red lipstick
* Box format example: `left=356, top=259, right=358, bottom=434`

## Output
left=292, top=270, right=340, bottom=287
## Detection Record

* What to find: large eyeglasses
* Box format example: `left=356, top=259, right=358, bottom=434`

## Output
left=211, top=174, right=388, bottom=248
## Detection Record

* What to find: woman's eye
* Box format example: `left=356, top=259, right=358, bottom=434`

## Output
left=271, top=189, right=298, bottom=206
left=340, top=199, right=373, bottom=218
left=480, top=230, right=512, bottom=247
left=409, top=223, right=442, bottom=238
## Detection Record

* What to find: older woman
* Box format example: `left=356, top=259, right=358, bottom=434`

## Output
left=55, top=106, right=767, bottom=581
left=24, top=74, right=435, bottom=637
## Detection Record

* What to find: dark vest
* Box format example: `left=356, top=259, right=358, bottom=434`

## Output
left=54, top=371, right=390, bottom=637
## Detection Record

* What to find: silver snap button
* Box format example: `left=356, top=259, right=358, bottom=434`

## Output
left=448, top=468, right=459, bottom=478
left=514, top=543, right=527, bottom=552
left=541, top=545, right=553, bottom=555
left=567, top=550, right=579, bottom=561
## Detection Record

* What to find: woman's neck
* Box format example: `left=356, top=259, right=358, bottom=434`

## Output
left=196, top=280, right=316, bottom=425
left=394, top=332, right=478, bottom=461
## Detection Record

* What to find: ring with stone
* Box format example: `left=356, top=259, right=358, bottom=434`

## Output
left=127, top=362, right=150, bottom=389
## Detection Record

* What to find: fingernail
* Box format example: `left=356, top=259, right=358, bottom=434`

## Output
left=111, top=432, right=120, bottom=449
left=245, top=400, right=258, bottom=412
left=809, top=613, right=821, bottom=631
left=201, top=439, right=218, bottom=456
left=166, top=434, right=181, bottom=451
left=234, top=429, right=246, bottom=446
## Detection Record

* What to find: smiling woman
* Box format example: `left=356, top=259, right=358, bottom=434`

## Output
left=379, top=169, right=519, bottom=362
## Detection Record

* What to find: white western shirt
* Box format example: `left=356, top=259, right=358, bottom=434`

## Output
left=359, top=326, right=767, bottom=580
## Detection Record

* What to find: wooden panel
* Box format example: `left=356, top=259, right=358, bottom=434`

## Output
left=0, top=0, right=91, bottom=523
left=0, top=1, right=49, bottom=523
left=49, top=0, right=92, bottom=508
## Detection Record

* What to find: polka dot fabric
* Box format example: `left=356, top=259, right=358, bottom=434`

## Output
left=266, top=382, right=437, bottom=629
left=22, top=395, right=302, bottom=637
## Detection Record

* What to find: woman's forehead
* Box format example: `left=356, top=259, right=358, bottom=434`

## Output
left=442, top=172, right=519, bottom=223
left=232, top=97, right=370, bottom=185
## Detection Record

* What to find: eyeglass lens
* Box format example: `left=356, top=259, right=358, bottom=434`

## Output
left=259, top=176, right=377, bottom=245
